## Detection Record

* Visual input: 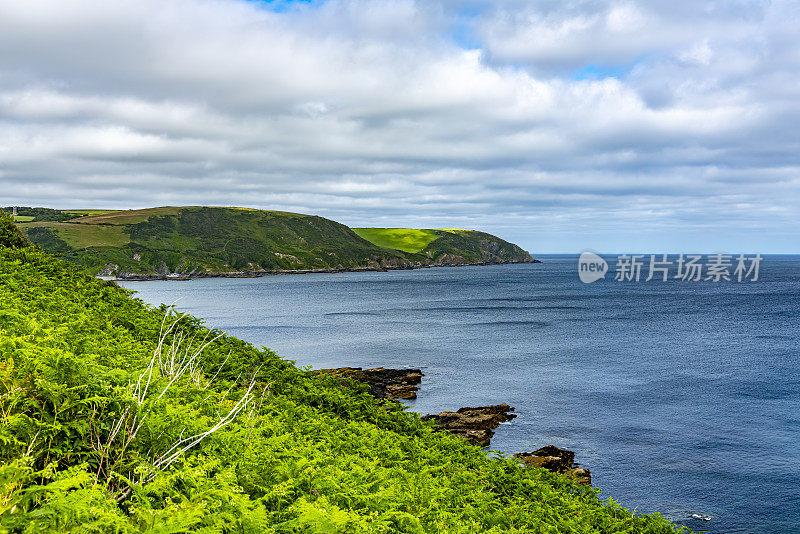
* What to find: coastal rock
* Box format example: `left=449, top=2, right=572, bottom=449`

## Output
left=514, top=445, right=591, bottom=485
left=155, top=260, right=170, bottom=276
left=96, top=263, right=119, bottom=277
left=434, top=253, right=468, bottom=265
left=316, top=367, right=423, bottom=400
left=422, top=404, right=516, bottom=447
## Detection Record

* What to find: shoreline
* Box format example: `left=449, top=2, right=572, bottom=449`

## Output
left=317, top=366, right=592, bottom=485
left=101, top=258, right=542, bottom=281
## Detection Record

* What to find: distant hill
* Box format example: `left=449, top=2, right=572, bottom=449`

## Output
left=8, top=206, right=535, bottom=277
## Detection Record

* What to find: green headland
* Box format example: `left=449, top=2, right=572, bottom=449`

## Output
left=7, top=206, right=535, bottom=278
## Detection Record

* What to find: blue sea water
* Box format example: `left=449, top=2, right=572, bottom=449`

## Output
left=119, top=255, right=800, bottom=533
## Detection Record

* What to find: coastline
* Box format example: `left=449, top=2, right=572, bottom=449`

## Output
left=317, top=366, right=593, bottom=485
left=100, top=258, right=542, bottom=281
left=1, top=244, right=690, bottom=532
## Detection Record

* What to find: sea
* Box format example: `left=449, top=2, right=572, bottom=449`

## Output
left=119, top=254, right=800, bottom=534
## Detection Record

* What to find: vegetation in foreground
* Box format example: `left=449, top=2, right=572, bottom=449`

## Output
left=0, top=212, right=687, bottom=532
left=6, top=206, right=533, bottom=276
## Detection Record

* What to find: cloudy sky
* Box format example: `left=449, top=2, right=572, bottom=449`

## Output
left=1, top=0, right=798, bottom=252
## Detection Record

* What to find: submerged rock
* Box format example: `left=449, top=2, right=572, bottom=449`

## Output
left=316, top=367, right=423, bottom=399
left=514, top=445, right=591, bottom=485
left=422, top=404, right=516, bottom=447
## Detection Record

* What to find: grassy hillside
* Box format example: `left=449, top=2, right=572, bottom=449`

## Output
left=10, top=207, right=533, bottom=277
left=14, top=207, right=412, bottom=276
left=22, top=222, right=129, bottom=248
left=0, top=218, right=686, bottom=533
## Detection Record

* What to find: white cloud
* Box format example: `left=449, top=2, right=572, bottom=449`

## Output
left=0, top=0, right=798, bottom=252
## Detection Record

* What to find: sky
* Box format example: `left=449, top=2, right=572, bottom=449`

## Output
left=1, top=0, right=799, bottom=253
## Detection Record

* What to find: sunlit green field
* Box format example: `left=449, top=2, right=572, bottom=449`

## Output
left=353, top=228, right=445, bottom=253
left=11, top=216, right=34, bottom=222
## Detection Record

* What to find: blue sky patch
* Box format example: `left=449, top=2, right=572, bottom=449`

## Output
left=573, top=62, right=636, bottom=80
left=451, top=5, right=484, bottom=50
left=246, top=0, right=318, bottom=13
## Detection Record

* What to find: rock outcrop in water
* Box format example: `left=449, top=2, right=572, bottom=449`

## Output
left=421, top=404, right=516, bottom=447
left=316, top=370, right=591, bottom=481
left=514, top=445, right=591, bottom=485
left=315, top=367, right=423, bottom=399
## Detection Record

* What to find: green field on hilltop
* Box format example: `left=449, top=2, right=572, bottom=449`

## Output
left=353, top=228, right=443, bottom=253
left=0, top=211, right=685, bottom=533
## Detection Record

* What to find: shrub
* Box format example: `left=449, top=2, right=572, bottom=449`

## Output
left=0, top=211, right=29, bottom=249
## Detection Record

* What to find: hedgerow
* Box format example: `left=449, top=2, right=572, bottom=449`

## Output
left=0, top=244, right=689, bottom=533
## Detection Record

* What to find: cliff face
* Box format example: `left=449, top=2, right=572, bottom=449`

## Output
left=16, top=206, right=536, bottom=277
left=421, top=230, right=534, bottom=265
